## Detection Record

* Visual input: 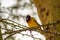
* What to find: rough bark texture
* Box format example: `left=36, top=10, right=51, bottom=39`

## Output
left=33, top=0, right=60, bottom=40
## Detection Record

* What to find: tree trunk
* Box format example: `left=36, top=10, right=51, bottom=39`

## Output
left=33, top=0, right=60, bottom=40
left=0, top=26, right=3, bottom=40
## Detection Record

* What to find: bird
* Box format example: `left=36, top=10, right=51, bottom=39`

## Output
left=26, top=15, right=43, bottom=30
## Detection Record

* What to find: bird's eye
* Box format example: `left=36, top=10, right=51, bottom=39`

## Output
left=26, top=15, right=31, bottom=22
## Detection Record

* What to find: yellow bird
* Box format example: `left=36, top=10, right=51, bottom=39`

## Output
left=26, top=15, right=42, bottom=30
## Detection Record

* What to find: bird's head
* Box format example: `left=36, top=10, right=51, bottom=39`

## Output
left=26, top=15, right=31, bottom=22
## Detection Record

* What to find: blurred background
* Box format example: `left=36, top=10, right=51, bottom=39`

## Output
left=0, top=0, right=46, bottom=40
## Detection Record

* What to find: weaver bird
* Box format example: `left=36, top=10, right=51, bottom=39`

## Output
left=26, top=15, right=43, bottom=30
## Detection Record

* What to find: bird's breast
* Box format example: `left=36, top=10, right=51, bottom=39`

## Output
left=28, top=20, right=38, bottom=28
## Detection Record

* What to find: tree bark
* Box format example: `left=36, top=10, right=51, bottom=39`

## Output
left=33, top=0, right=60, bottom=40
left=0, top=26, right=3, bottom=40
